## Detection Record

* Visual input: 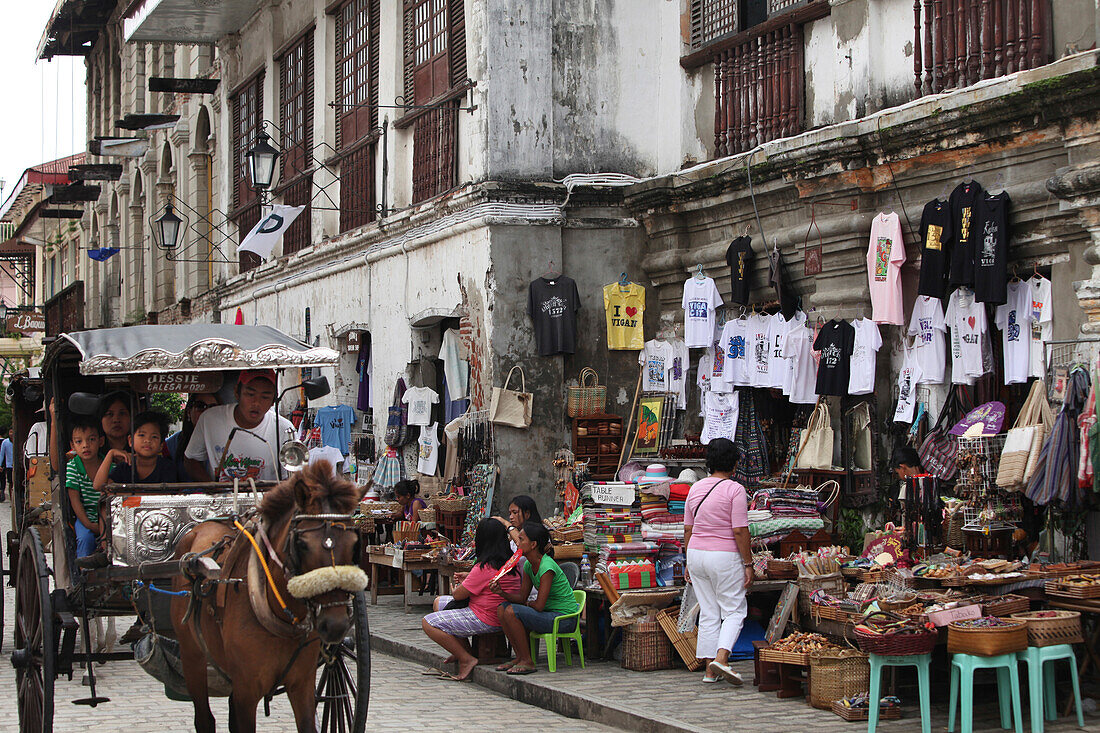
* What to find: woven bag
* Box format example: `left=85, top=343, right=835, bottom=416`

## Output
left=808, top=649, right=870, bottom=710
left=997, top=379, right=1053, bottom=489
left=796, top=400, right=834, bottom=469
left=567, top=367, right=607, bottom=418
left=919, top=388, right=967, bottom=480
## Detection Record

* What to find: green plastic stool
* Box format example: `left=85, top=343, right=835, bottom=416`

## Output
left=868, top=653, right=931, bottom=733
left=1015, top=644, right=1085, bottom=733
left=529, top=589, right=586, bottom=673
left=948, top=652, right=1023, bottom=733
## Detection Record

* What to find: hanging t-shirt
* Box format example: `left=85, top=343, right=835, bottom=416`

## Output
left=893, top=347, right=924, bottom=423
left=527, top=276, right=581, bottom=355
left=867, top=211, right=907, bottom=325
left=700, top=390, right=740, bottom=445
left=973, top=191, right=1011, bottom=305
left=726, top=236, right=753, bottom=305
left=708, top=320, right=734, bottom=392
left=908, top=295, right=947, bottom=385
left=782, top=323, right=818, bottom=405
left=768, top=249, right=799, bottom=320
left=682, top=276, right=723, bottom=348
left=848, top=318, right=882, bottom=396
left=995, top=279, right=1034, bottom=385
left=417, top=423, right=439, bottom=475
left=316, top=404, right=356, bottom=454
left=813, top=319, right=855, bottom=396
left=720, top=318, right=751, bottom=387
left=949, top=180, right=984, bottom=288
left=766, top=311, right=806, bottom=391
left=438, top=329, right=469, bottom=400
left=402, top=386, right=439, bottom=426
left=1027, top=275, right=1053, bottom=379
left=666, top=339, right=690, bottom=408
left=746, top=313, right=772, bottom=387
left=639, top=340, right=674, bottom=392
left=603, top=282, right=645, bottom=350
left=917, top=198, right=954, bottom=299
left=945, top=287, right=989, bottom=384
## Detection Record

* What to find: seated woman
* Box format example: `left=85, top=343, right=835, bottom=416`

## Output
left=421, top=518, right=521, bottom=681
left=391, top=479, right=427, bottom=524
left=490, top=522, right=580, bottom=675
left=494, top=494, right=543, bottom=548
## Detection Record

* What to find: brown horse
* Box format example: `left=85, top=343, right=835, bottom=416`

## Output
left=171, top=460, right=366, bottom=732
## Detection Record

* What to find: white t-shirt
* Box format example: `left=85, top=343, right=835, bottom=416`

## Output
left=438, top=329, right=469, bottom=400
left=995, top=279, right=1034, bottom=385
left=309, top=446, right=345, bottom=475
left=417, top=423, right=439, bottom=475
left=682, top=276, right=723, bottom=348
left=402, top=386, right=439, bottom=426
left=639, top=340, right=675, bottom=392
left=766, top=311, right=805, bottom=390
left=867, top=212, right=907, bottom=325
left=945, top=287, right=989, bottom=384
left=185, top=404, right=294, bottom=482
left=782, top=323, right=818, bottom=405
left=707, top=321, right=734, bottom=393
left=908, top=295, right=947, bottom=385
left=720, top=318, right=751, bottom=387
left=747, top=313, right=772, bottom=387
left=666, top=339, right=690, bottom=408
left=848, top=318, right=882, bottom=395
left=1028, top=275, right=1053, bottom=379
left=893, top=347, right=924, bottom=423
left=700, top=390, right=739, bottom=445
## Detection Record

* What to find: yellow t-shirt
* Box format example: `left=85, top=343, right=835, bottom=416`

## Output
left=603, top=283, right=645, bottom=350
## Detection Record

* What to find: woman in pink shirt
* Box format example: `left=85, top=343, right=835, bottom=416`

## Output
left=684, top=437, right=753, bottom=685
left=422, top=519, right=521, bottom=680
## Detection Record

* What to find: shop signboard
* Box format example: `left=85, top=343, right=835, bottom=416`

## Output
left=590, top=483, right=635, bottom=506
left=6, top=311, right=45, bottom=335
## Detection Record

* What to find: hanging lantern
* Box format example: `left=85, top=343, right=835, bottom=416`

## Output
left=155, top=204, right=183, bottom=250
left=247, top=131, right=280, bottom=190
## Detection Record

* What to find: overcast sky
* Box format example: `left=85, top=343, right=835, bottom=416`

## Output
left=0, top=5, right=86, bottom=208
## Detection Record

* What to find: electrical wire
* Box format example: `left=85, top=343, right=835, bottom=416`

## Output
left=875, top=116, right=915, bottom=237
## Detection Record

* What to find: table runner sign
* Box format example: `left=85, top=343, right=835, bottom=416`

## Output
left=589, top=483, right=636, bottom=506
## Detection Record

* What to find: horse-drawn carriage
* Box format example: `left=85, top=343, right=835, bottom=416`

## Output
left=6, top=325, right=371, bottom=732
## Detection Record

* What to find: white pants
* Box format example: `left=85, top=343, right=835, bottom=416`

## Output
left=687, top=548, right=747, bottom=660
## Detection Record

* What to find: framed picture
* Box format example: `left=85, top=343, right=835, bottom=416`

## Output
left=635, top=394, right=665, bottom=455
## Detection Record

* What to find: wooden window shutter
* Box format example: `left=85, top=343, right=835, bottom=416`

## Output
left=449, top=0, right=466, bottom=87
left=369, top=0, right=380, bottom=129
left=403, top=1, right=416, bottom=102
left=232, top=93, right=243, bottom=210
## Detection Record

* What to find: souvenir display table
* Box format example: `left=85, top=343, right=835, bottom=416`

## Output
left=366, top=549, right=440, bottom=612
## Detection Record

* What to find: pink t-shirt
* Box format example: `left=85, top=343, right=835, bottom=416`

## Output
left=461, top=562, right=521, bottom=626
left=684, top=477, right=749, bottom=553
left=867, top=212, right=906, bottom=325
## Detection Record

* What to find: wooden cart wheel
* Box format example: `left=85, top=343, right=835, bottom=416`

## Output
left=12, top=528, right=54, bottom=733
left=315, top=590, right=370, bottom=733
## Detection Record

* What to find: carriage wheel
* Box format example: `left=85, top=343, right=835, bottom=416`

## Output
left=12, top=529, right=54, bottom=733
left=316, top=590, right=370, bottom=733
left=0, top=535, right=6, bottom=652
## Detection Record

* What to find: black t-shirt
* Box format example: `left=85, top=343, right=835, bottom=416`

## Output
left=812, top=319, right=855, bottom=397
left=527, top=276, right=581, bottom=356
left=917, top=198, right=954, bottom=299
left=726, top=236, right=753, bottom=305
left=109, top=455, right=179, bottom=484
left=973, top=190, right=1011, bottom=305
left=768, top=249, right=799, bottom=320
left=949, top=181, right=983, bottom=287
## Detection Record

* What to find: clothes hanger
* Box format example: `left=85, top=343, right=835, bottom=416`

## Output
left=1009, top=265, right=1021, bottom=283
left=541, top=259, right=561, bottom=279
left=694, top=263, right=706, bottom=281
left=618, top=271, right=630, bottom=287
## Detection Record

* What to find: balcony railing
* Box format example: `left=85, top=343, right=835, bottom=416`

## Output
left=44, top=281, right=84, bottom=337
left=339, top=140, right=377, bottom=233
left=913, top=0, right=1051, bottom=96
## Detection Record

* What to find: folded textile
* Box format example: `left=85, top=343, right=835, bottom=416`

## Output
left=668, top=501, right=686, bottom=513
left=748, top=516, right=824, bottom=539
left=669, top=484, right=691, bottom=501
left=747, top=510, right=772, bottom=522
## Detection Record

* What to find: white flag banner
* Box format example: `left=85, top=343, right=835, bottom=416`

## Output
left=238, top=205, right=306, bottom=260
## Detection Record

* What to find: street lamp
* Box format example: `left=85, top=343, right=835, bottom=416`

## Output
left=247, top=131, right=280, bottom=191
left=155, top=204, right=184, bottom=250
left=0, top=300, right=7, bottom=322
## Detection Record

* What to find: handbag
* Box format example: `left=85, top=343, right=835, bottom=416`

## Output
left=796, top=400, right=834, bottom=470
left=490, top=365, right=533, bottom=429
left=566, top=367, right=607, bottom=418
left=918, top=387, right=967, bottom=480
left=997, top=379, right=1052, bottom=489
left=384, top=378, right=409, bottom=448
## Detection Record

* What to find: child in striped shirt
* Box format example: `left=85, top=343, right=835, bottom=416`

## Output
left=66, top=416, right=105, bottom=558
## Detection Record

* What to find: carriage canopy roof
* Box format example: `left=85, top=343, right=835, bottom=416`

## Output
left=46, top=324, right=339, bottom=376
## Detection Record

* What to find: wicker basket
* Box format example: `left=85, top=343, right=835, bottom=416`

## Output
left=841, top=567, right=863, bottom=579
left=432, top=496, right=470, bottom=512
left=808, top=649, right=870, bottom=710
left=768, top=559, right=797, bottom=579
left=655, top=606, right=704, bottom=671
left=1010, top=611, right=1084, bottom=648
left=831, top=701, right=902, bottom=721
left=978, top=594, right=1029, bottom=617
left=550, top=526, right=584, bottom=543
left=553, top=543, right=584, bottom=561
left=855, top=627, right=939, bottom=656
left=758, top=647, right=811, bottom=666
left=392, top=528, right=420, bottom=543
left=947, top=619, right=1028, bottom=656
left=621, top=621, right=675, bottom=671
left=798, top=573, right=846, bottom=614
left=418, top=508, right=437, bottom=524
left=361, top=500, right=401, bottom=516
left=878, top=593, right=920, bottom=612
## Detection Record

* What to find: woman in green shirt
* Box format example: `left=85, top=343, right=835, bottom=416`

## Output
left=490, top=521, right=579, bottom=675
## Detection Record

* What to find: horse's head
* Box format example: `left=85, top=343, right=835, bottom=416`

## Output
left=261, top=460, right=366, bottom=644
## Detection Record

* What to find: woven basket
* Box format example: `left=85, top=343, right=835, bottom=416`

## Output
left=1010, top=611, right=1083, bottom=648
left=621, top=621, right=675, bottom=671
left=767, top=559, right=797, bottom=579
left=798, top=573, right=845, bottom=614
left=855, top=627, right=938, bottom=656
left=979, top=594, right=1029, bottom=617
left=947, top=619, right=1028, bottom=656
left=808, top=649, right=870, bottom=710
left=550, top=526, right=584, bottom=543
left=567, top=368, right=607, bottom=418
left=841, top=567, right=863, bottom=579
left=655, top=606, right=704, bottom=671
left=418, top=508, right=437, bottom=524
left=432, top=496, right=470, bottom=512
left=758, top=647, right=811, bottom=666
left=878, top=594, right=920, bottom=612
left=831, top=701, right=902, bottom=721
left=553, top=543, right=584, bottom=561
left=943, top=510, right=966, bottom=549
left=362, top=500, right=401, bottom=515
left=392, top=528, right=420, bottom=543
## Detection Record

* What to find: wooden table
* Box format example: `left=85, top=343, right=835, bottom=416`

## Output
left=367, top=551, right=439, bottom=613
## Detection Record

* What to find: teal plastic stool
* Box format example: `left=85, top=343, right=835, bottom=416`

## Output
left=868, top=653, right=931, bottom=733
left=1015, top=644, right=1085, bottom=733
left=948, top=652, right=1024, bottom=733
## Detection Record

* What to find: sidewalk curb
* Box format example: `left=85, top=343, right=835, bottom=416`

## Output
left=370, top=631, right=714, bottom=733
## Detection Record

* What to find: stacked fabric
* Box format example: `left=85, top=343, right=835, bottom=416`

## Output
left=747, top=509, right=773, bottom=523
left=749, top=516, right=825, bottom=543
left=598, top=542, right=661, bottom=590
left=639, top=492, right=667, bottom=521
left=750, top=488, right=821, bottom=517
left=581, top=482, right=643, bottom=553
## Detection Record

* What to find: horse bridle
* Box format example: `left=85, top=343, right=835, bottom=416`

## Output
left=281, top=512, right=361, bottom=614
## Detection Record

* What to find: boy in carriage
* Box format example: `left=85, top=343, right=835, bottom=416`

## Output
left=92, top=410, right=178, bottom=490
left=65, top=416, right=106, bottom=558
